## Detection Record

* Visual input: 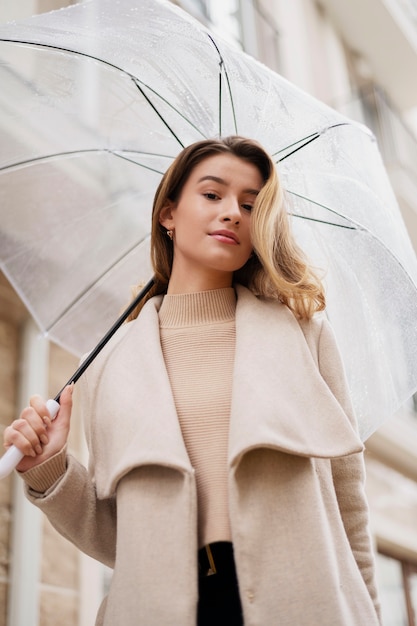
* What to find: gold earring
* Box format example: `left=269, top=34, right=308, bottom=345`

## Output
left=166, top=229, right=173, bottom=240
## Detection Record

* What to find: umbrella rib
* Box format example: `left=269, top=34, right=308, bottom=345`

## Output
left=132, top=80, right=185, bottom=149
left=219, top=62, right=222, bottom=135
left=276, top=134, right=320, bottom=161
left=289, top=213, right=356, bottom=229
left=0, top=38, right=144, bottom=81
left=0, top=38, right=202, bottom=146
left=272, top=132, right=320, bottom=158
left=0, top=148, right=173, bottom=175
left=275, top=122, right=369, bottom=162
left=132, top=79, right=208, bottom=140
left=0, top=149, right=109, bottom=172
left=111, top=150, right=166, bottom=173
left=287, top=190, right=360, bottom=227
left=289, top=191, right=417, bottom=292
left=45, top=234, right=151, bottom=334
left=207, top=33, right=238, bottom=135
left=0, top=39, right=148, bottom=97
left=222, top=62, right=238, bottom=134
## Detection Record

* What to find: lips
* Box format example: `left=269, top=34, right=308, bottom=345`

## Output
left=210, top=229, right=240, bottom=244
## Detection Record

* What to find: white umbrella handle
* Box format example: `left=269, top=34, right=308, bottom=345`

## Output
left=0, top=399, right=60, bottom=479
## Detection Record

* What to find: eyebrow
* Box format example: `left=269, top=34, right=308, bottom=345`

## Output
left=197, top=175, right=260, bottom=195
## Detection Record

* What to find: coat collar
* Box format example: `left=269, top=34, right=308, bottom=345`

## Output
left=88, top=285, right=362, bottom=497
left=229, top=285, right=363, bottom=467
left=86, top=295, right=191, bottom=497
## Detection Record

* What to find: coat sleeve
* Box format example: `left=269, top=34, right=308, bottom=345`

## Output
left=22, top=370, right=117, bottom=569
left=24, top=454, right=116, bottom=568
left=317, top=317, right=382, bottom=623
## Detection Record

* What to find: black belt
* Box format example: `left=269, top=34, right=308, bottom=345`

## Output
left=198, top=542, right=236, bottom=578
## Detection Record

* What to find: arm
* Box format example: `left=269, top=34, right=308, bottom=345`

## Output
left=24, top=453, right=116, bottom=568
left=3, top=381, right=116, bottom=568
left=318, top=318, right=382, bottom=621
left=331, top=452, right=381, bottom=620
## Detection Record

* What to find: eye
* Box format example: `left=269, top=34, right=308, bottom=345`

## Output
left=241, top=203, right=254, bottom=212
left=203, top=192, right=220, bottom=201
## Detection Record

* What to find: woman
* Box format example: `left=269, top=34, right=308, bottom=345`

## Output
left=4, top=136, right=381, bottom=625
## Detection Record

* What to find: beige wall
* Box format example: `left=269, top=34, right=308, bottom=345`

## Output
left=0, top=273, right=84, bottom=626
left=41, top=344, right=81, bottom=626
left=0, top=274, right=26, bottom=626
left=0, top=1, right=73, bottom=23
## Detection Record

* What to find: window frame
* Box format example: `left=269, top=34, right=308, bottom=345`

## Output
left=403, top=560, right=417, bottom=626
left=379, top=549, right=417, bottom=626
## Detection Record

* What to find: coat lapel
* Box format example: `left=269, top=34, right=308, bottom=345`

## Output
left=86, top=296, right=193, bottom=498
left=228, top=285, right=363, bottom=467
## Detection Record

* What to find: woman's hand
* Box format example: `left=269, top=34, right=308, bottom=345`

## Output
left=2, top=384, right=73, bottom=473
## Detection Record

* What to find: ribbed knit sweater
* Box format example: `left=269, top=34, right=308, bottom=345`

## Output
left=158, top=287, right=236, bottom=548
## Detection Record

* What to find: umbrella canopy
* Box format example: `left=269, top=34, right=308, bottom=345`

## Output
left=0, top=0, right=416, bottom=440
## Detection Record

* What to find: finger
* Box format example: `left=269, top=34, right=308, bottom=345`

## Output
left=20, top=404, right=49, bottom=442
left=12, top=403, right=50, bottom=454
left=22, top=403, right=49, bottom=436
left=3, top=419, right=43, bottom=457
left=60, top=383, right=74, bottom=409
left=29, top=394, right=53, bottom=426
left=55, top=384, right=74, bottom=427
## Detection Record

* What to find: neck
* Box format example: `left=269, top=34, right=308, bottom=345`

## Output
left=166, top=267, right=233, bottom=295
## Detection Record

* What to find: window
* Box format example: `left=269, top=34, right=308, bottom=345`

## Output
left=175, top=0, right=281, bottom=70
left=408, top=565, right=417, bottom=625
left=248, top=0, right=280, bottom=72
left=394, top=0, right=417, bottom=24
left=377, top=552, right=417, bottom=625
left=181, top=0, right=242, bottom=48
left=412, top=393, right=417, bottom=414
left=207, top=0, right=242, bottom=48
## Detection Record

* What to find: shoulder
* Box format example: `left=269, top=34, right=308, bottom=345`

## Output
left=234, top=285, right=328, bottom=365
left=297, top=312, right=341, bottom=368
left=235, top=283, right=327, bottom=334
left=234, top=283, right=293, bottom=323
left=80, top=294, right=163, bottom=373
left=297, top=310, right=327, bottom=342
left=80, top=319, right=134, bottom=370
left=236, top=284, right=338, bottom=365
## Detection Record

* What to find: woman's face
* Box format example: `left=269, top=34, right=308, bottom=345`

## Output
left=159, top=153, right=263, bottom=292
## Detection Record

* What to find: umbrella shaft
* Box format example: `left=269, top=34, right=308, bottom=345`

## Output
left=55, top=277, right=155, bottom=402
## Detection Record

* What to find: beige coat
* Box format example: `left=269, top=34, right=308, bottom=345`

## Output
left=27, top=285, right=381, bottom=625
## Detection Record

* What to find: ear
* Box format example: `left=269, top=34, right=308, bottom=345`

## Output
left=159, top=201, right=175, bottom=230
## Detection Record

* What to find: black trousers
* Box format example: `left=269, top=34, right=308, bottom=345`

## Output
left=197, top=542, right=243, bottom=626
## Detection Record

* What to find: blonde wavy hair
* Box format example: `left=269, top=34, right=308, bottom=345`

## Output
left=128, top=136, right=325, bottom=320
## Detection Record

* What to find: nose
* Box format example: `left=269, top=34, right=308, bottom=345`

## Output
left=221, top=197, right=241, bottom=224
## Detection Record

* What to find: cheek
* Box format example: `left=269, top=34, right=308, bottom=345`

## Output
left=172, top=213, right=192, bottom=236
left=242, top=218, right=253, bottom=249
left=239, top=235, right=254, bottom=265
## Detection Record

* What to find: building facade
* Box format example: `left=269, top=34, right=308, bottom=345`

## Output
left=0, top=0, right=417, bottom=624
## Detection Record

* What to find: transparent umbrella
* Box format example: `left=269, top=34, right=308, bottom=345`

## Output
left=0, top=0, right=416, bottom=445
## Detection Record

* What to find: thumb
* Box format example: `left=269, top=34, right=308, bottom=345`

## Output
left=55, top=384, right=74, bottom=424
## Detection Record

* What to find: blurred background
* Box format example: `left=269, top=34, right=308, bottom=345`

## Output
left=0, top=1, right=417, bottom=624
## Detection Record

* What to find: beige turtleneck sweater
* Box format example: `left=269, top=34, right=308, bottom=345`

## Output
left=158, top=287, right=236, bottom=548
